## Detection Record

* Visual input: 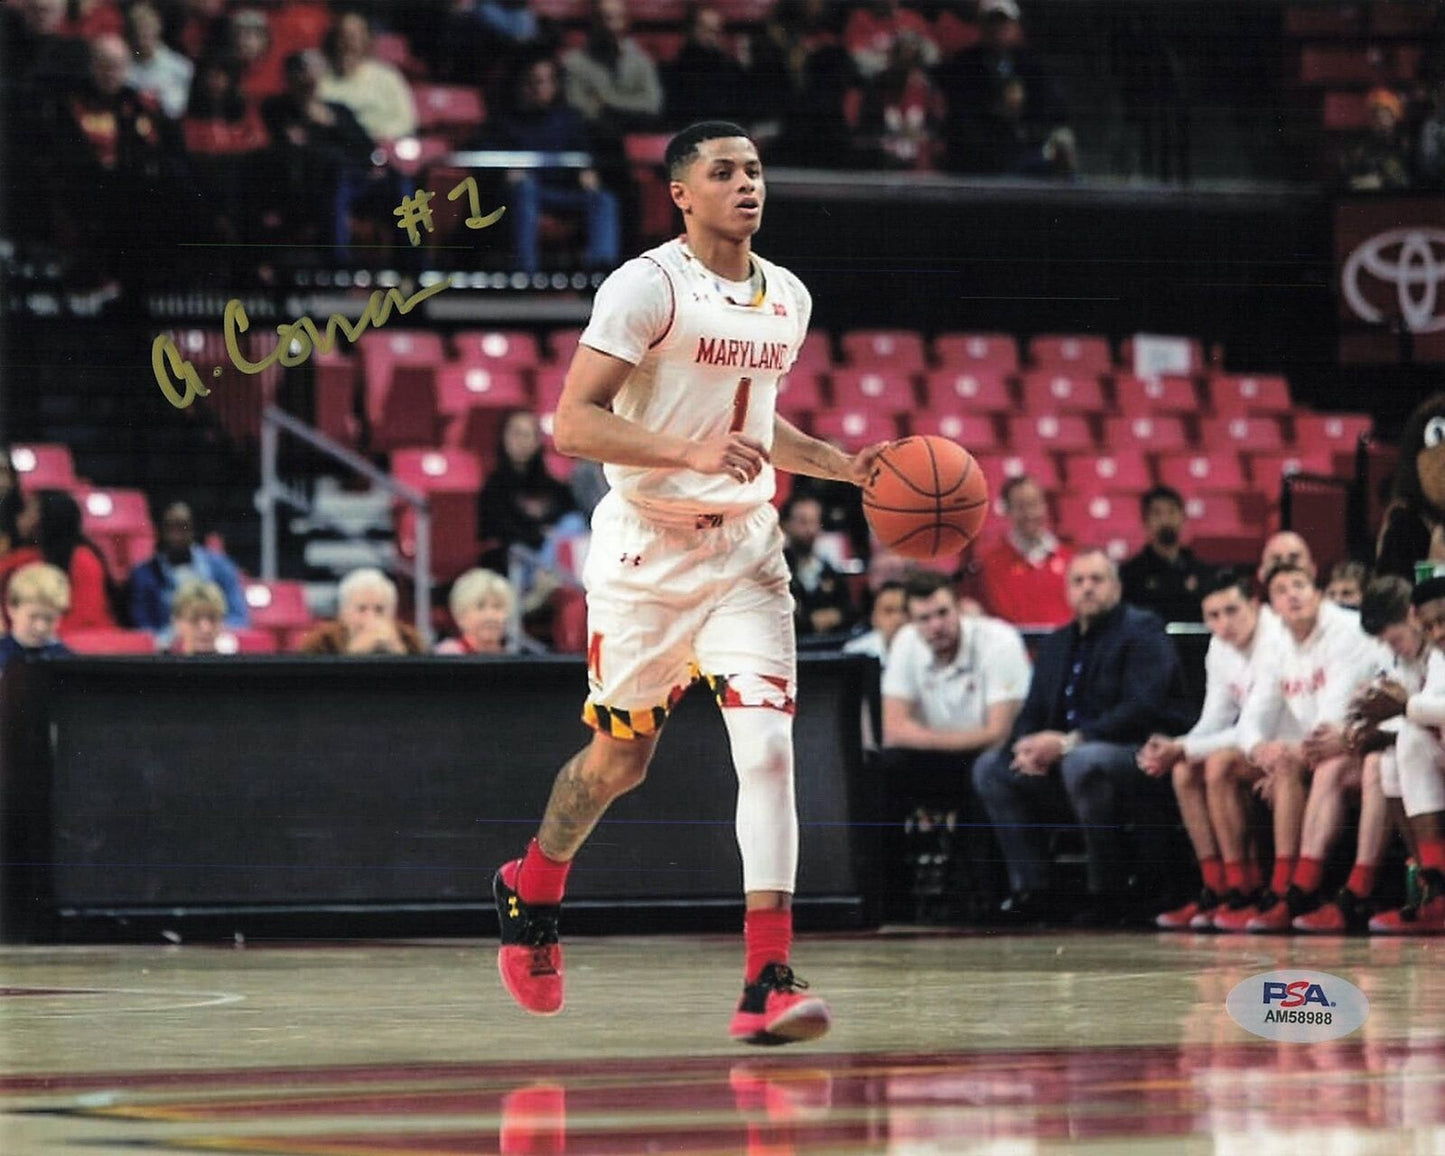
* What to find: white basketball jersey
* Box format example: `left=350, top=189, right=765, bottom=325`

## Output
left=579, top=237, right=811, bottom=515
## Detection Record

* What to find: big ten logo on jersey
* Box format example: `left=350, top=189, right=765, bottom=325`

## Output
left=1262, top=980, right=1332, bottom=1009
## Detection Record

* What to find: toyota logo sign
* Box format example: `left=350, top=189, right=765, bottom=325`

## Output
left=1341, top=226, right=1445, bottom=334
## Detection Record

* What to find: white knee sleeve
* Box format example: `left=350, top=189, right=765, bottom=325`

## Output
left=1396, top=722, right=1445, bottom=819
left=1379, top=748, right=1401, bottom=799
left=722, top=706, right=798, bottom=894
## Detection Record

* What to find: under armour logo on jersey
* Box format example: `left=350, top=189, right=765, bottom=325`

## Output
left=620, top=553, right=643, bottom=566
left=772, top=302, right=788, bottom=316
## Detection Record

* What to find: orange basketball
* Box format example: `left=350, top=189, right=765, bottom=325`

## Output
left=862, top=436, right=990, bottom=559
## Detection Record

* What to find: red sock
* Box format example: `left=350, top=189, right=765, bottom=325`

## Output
left=745, top=908, right=792, bottom=983
left=508, top=838, right=572, bottom=905
left=1245, top=860, right=1264, bottom=891
left=1346, top=863, right=1376, bottom=898
left=1200, top=857, right=1225, bottom=893
left=1419, top=838, right=1445, bottom=874
left=1270, top=857, right=1295, bottom=895
left=1292, top=856, right=1324, bottom=894
left=1224, top=860, right=1247, bottom=891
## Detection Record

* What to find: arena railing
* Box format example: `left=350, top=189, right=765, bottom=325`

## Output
left=259, top=404, right=433, bottom=644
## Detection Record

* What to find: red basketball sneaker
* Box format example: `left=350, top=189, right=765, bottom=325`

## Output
left=1368, top=870, right=1445, bottom=935
left=494, top=865, right=564, bottom=1015
left=1293, top=888, right=1371, bottom=934
left=729, top=963, right=832, bottom=1046
left=1156, top=888, right=1220, bottom=930
left=1212, top=890, right=1268, bottom=933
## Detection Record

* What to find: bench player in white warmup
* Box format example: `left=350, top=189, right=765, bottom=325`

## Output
left=492, top=122, right=885, bottom=1044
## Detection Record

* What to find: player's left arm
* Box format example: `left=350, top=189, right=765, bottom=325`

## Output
left=772, top=414, right=886, bottom=487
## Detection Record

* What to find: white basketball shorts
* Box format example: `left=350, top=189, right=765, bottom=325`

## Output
left=580, top=492, right=797, bottom=740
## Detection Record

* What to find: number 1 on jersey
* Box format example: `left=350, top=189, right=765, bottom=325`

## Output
left=730, top=377, right=752, bottom=433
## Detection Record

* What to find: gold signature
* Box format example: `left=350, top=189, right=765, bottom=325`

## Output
left=151, top=278, right=457, bottom=409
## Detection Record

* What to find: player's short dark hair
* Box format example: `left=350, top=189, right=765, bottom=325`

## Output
left=1329, top=559, right=1370, bottom=588
left=1263, top=560, right=1313, bottom=596
left=666, top=121, right=753, bottom=178
left=1360, top=575, right=1413, bottom=635
left=779, top=494, right=822, bottom=523
left=1201, top=568, right=1255, bottom=603
left=1412, top=575, right=1445, bottom=607
left=903, top=570, right=954, bottom=605
left=875, top=579, right=907, bottom=599
left=1139, top=484, right=1184, bottom=519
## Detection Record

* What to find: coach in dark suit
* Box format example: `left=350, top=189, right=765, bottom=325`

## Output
left=972, top=549, right=1193, bottom=925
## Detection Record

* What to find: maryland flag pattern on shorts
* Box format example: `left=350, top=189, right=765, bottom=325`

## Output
left=704, top=673, right=796, bottom=714
left=583, top=679, right=694, bottom=740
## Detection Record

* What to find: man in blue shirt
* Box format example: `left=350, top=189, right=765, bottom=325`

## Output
left=129, top=502, right=248, bottom=632
left=972, top=549, right=1194, bottom=926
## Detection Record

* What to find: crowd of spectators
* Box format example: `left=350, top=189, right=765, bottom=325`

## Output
left=2, top=0, right=1078, bottom=285
left=1337, top=74, right=1445, bottom=191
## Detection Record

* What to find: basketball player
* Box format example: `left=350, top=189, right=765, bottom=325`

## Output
left=1138, top=571, right=1266, bottom=930
left=492, top=122, right=885, bottom=1044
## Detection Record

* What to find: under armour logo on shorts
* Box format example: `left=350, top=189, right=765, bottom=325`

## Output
left=620, top=553, right=643, bottom=566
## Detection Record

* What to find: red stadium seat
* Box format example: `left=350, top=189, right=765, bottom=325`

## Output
left=244, top=579, right=313, bottom=650
left=1373, top=0, right=1436, bottom=36
left=776, top=371, right=825, bottom=420
left=217, top=628, right=279, bottom=654
left=829, top=369, right=916, bottom=414
left=552, top=585, right=589, bottom=653
left=359, top=331, right=445, bottom=452
left=1028, top=334, right=1113, bottom=375
left=1248, top=449, right=1339, bottom=499
left=634, top=29, right=685, bottom=63
left=841, top=329, right=928, bottom=371
left=393, top=448, right=483, bottom=584
left=1200, top=416, right=1286, bottom=453
left=412, top=83, right=487, bottom=143
left=1063, top=451, right=1153, bottom=495
left=974, top=451, right=1061, bottom=497
left=1297, top=46, right=1379, bottom=86
left=62, top=628, right=157, bottom=654
left=548, top=327, right=584, bottom=363
left=920, top=368, right=1014, bottom=413
left=911, top=413, right=1001, bottom=452
left=1104, top=415, right=1190, bottom=453
left=80, top=488, right=154, bottom=582
left=313, top=349, right=359, bottom=446
left=1183, top=494, right=1249, bottom=535
left=932, top=332, right=1019, bottom=374
left=1322, top=90, right=1370, bottom=131
left=1113, top=374, right=1198, bottom=416
left=11, top=444, right=79, bottom=490
left=436, top=364, right=531, bottom=415
left=1020, top=371, right=1107, bottom=415
left=811, top=409, right=899, bottom=451
left=1206, top=374, right=1292, bottom=417
left=452, top=330, right=542, bottom=371
left=543, top=448, right=574, bottom=482
left=1155, top=451, right=1248, bottom=495
left=532, top=0, right=588, bottom=17
left=1007, top=414, right=1094, bottom=454
left=1055, top=494, right=1143, bottom=561
left=791, top=331, right=835, bottom=378
left=1294, top=412, right=1373, bottom=456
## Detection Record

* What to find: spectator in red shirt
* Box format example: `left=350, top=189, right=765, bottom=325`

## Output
left=436, top=568, right=516, bottom=655
left=0, top=489, right=117, bottom=636
left=184, top=54, right=269, bottom=241
left=974, top=475, right=1074, bottom=628
left=844, top=0, right=938, bottom=80
left=227, top=7, right=285, bottom=102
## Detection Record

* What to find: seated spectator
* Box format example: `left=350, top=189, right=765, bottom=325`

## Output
left=1325, top=560, right=1369, bottom=609
left=164, top=578, right=227, bottom=655
left=227, top=7, right=285, bottom=103
left=183, top=55, right=269, bottom=242
left=787, top=474, right=871, bottom=563
left=843, top=579, right=907, bottom=664
left=482, top=55, right=621, bottom=274
left=436, top=568, right=516, bottom=655
left=747, top=0, right=840, bottom=134
left=1339, top=87, right=1412, bottom=191
left=971, top=475, right=1073, bottom=628
left=1120, top=485, right=1214, bottom=624
left=260, top=48, right=380, bottom=252
left=1217, top=561, right=1389, bottom=932
left=972, top=550, right=1193, bottom=926
left=45, top=33, right=187, bottom=284
left=0, top=563, right=72, bottom=669
left=562, top=0, right=663, bottom=138
left=478, top=409, right=579, bottom=582
left=175, top=0, right=226, bottom=61
left=935, top=0, right=1074, bottom=177
left=856, top=30, right=941, bottom=169
left=1138, top=571, right=1267, bottom=930
left=664, top=4, right=750, bottom=129
left=125, top=0, right=192, bottom=120
left=0, top=489, right=116, bottom=635
left=782, top=495, right=856, bottom=637
left=844, top=0, right=938, bottom=81
left=1, top=0, right=90, bottom=97
left=319, top=10, right=417, bottom=145
left=880, top=571, right=1030, bottom=918
left=297, top=567, right=425, bottom=655
left=129, top=501, right=248, bottom=633
left=64, top=0, right=123, bottom=39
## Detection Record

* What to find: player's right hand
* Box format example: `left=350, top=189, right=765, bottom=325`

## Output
left=686, top=433, right=769, bottom=483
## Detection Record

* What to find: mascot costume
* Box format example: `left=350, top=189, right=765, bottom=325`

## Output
left=1377, top=393, right=1445, bottom=580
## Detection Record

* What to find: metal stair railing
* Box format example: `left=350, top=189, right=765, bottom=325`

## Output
left=258, top=404, right=432, bottom=644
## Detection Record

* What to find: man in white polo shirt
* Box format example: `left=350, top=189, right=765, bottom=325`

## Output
left=878, top=571, right=1031, bottom=919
